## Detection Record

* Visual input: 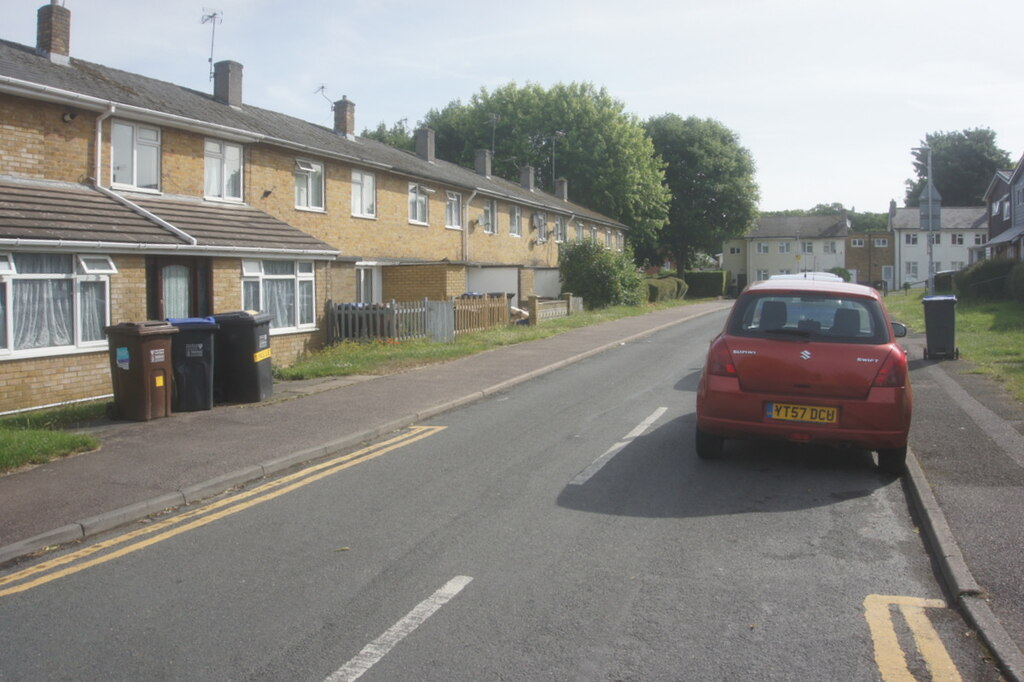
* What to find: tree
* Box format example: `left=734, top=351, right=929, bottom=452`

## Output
left=905, top=128, right=1012, bottom=207
left=361, top=119, right=414, bottom=151
left=421, top=82, right=670, bottom=254
left=761, top=204, right=886, bottom=232
left=559, top=239, right=645, bottom=308
left=644, top=114, right=759, bottom=270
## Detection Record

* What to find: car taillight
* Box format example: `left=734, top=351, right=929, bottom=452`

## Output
left=708, top=337, right=737, bottom=377
left=872, top=347, right=908, bottom=388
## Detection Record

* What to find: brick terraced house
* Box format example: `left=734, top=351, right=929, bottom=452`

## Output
left=0, top=2, right=630, bottom=413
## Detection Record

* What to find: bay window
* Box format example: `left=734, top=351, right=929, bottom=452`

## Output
left=241, top=260, right=315, bottom=331
left=0, top=253, right=114, bottom=356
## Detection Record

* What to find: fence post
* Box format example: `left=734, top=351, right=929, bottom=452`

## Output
left=528, top=295, right=539, bottom=326
left=561, top=292, right=572, bottom=316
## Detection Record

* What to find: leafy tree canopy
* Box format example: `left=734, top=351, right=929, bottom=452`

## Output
left=361, top=119, right=415, bottom=151
left=760, top=203, right=886, bottom=232
left=643, top=114, right=759, bottom=269
left=419, top=82, right=670, bottom=253
left=905, top=128, right=1012, bottom=207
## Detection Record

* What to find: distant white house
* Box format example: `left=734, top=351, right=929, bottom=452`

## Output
left=888, top=182, right=986, bottom=288
left=722, top=215, right=848, bottom=291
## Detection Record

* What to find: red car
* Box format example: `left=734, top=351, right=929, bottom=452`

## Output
left=695, top=279, right=912, bottom=474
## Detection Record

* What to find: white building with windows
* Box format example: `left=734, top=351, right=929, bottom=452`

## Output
left=889, top=192, right=986, bottom=289
left=722, top=215, right=848, bottom=291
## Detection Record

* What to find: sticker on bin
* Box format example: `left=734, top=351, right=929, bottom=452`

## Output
left=253, top=348, right=272, bottom=363
left=116, top=347, right=130, bottom=370
left=155, top=375, right=164, bottom=387
left=258, top=334, right=269, bottom=349
left=186, top=343, right=204, bottom=358
left=150, top=348, right=165, bottom=363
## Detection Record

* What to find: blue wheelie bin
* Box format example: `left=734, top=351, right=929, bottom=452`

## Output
left=167, top=317, right=219, bottom=411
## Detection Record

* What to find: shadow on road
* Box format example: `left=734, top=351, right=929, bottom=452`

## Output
left=557, top=413, right=894, bottom=519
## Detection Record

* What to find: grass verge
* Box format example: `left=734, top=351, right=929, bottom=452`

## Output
left=0, top=401, right=104, bottom=474
left=884, top=289, right=1024, bottom=403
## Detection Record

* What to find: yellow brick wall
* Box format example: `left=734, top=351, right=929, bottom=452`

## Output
left=0, top=95, right=92, bottom=181
left=0, top=352, right=111, bottom=413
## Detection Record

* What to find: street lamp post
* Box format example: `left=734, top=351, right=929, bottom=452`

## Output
left=912, top=144, right=935, bottom=294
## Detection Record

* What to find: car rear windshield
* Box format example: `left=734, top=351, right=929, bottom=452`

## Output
left=727, top=293, right=889, bottom=344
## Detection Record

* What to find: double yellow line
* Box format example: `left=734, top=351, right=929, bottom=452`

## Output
left=0, top=425, right=446, bottom=599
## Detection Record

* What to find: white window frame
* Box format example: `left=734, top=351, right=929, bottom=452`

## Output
left=294, top=159, right=325, bottom=211
left=802, top=241, right=814, bottom=253
left=0, top=252, right=115, bottom=358
left=554, top=215, right=567, bottom=242
left=930, top=233, right=941, bottom=245
left=905, top=261, right=919, bottom=280
left=351, top=169, right=376, bottom=218
left=111, top=120, right=161, bottom=191
left=445, top=191, right=463, bottom=230
left=756, top=242, right=769, bottom=254
left=905, top=233, right=918, bottom=245
left=756, top=269, right=769, bottom=281
left=409, top=183, right=429, bottom=225
left=778, top=242, right=791, bottom=254
left=729, top=247, right=741, bottom=255
left=509, top=206, right=522, bottom=237
left=975, top=233, right=987, bottom=245
left=951, top=233, right=964, bottom=245
left=534, top=212, right=548, bottom=243
left=482, top=199, right=497, bottom=234
left=823, top=241, right=837, bottom=254
left=873, top=238, right=888, bottom=248
left=355, top=263, right=382, bottom=304
left=241, top=259, right=316, bottom=333
left=851, top=239, right=865, bottom=248
left=204, top=139, right=243, bottom=201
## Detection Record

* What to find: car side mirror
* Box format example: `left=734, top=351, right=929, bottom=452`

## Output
left=891, top=322, right=907, bottom=338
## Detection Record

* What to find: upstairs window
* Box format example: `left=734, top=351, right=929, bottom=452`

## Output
left=482, top=199, right=497, bottom=234
left=351, top=170, right=376, bottom=218
left=802, top=241, right=814, bottom=253
left=204, top=140, right=243, bottom=201
left=112, top=121, right=160, bottom=190
left=533, top=212, right=547, bottom=243
left=509, top=206, right=522, bottom=237
left=554, top=215, right=566, bottom=242
left=294, top=159, right=324, bottom=210
left=409, top=184, right=429, bottom=224
left=905, top=233, right=918, bottom=245
left=757, top=242, right=769, bottom=254
left=778, top=242, right=791, bottom=254
left=445, top=191, right=463, bottom=229
left=823, top=241, right=837, bottom=254
left=851, top=239, right=865, bottom=248
left=951, top=233, right=964, bottom=245
left=874, top=238, right=888, bottom=248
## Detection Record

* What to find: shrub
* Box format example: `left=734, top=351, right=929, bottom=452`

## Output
left=645, top=277, right=688, bottom=302
left=684, top=271, right=727, bottom=297
left=828, top=266, right=851, bottom=282
left=953, top=259, right=1017, bottom=301
left=933, top=271, right=955, bottom=293
left=1007, top=263, right=1024, bottom=303
left=560, top=240, right=645, bottom=309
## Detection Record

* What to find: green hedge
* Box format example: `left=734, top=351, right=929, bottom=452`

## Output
left=1007, top=263, right=1024, bottom=303
left=933, top=271, right=955, bottom=293
left=644, top=276, right=688, bottom=302
left=953, top=259, right=1018, bottom=300
left=684, top=271, right=728, bottom=298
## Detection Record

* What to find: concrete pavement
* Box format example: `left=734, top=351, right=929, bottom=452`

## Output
left=1, top=299, right=1021, bottom=680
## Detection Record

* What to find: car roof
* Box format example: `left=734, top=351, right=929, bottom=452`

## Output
left=768, top=272, right=844, bottom=281
left=743, top=278, right=881, bottom=300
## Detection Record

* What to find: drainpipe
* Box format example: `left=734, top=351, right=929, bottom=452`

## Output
left=463, top=190, right=478, bottom=263
left=94, top=103, right=114, bottom=186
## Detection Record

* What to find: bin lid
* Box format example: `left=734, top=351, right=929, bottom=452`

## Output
left=922, top=295, right=957, bottom=303
left=104, top=320, right=179, bottom=337
left=168, top=316, right=219, bottom=329
left=212, top=310, right=272, bottom=325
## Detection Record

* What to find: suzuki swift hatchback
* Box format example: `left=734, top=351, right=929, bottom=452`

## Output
left=695, top=279, right=912, bottom=474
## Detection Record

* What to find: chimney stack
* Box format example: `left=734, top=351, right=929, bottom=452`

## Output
left=213, top=60, right=243, bottom=108
left=37, top=1, right=71, bottom=65
left=334, top=97, right=356, bottom=138
left=416, top=127, right=436, bottom=163
left=475, top=149, right=492, bottom=177
left=520, top=165, right=535, bottom=191
left=555, top=177, right=568, bottom=201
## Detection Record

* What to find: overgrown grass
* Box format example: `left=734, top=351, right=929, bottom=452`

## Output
left=276, top=299, right=697, bottom=380
left=0, top=401, right=105, bottom=474
left=884, top=289, right=1024, bottom=403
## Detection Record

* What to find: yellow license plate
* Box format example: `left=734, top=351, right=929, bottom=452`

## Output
left=766, top=402, right=837, bottom=424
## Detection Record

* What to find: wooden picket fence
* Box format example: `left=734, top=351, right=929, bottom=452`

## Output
left=327, top=294, right=513, bottom=344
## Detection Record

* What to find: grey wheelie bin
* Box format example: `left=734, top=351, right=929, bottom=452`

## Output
left=167, top=317, right=219, bottom=411
left=212, top=311, right=273, bottom=403
left=104, top=321, right=178, bottom=421
left=922, top=295, right=959, bottom=360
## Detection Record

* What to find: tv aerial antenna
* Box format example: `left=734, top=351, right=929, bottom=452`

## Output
left=201, top=9, right=223, bottom=81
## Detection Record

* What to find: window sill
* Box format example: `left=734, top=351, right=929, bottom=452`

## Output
left=352, top=213, right=377, bottom=220
left=1, top=343, right=108, bottom=362
left=295, top=206, right=326, bottom=214
left=445, top=225, right=463, bottom=231
left=205, top=196, right=245, bottom=205
left=269, top=326, right=318, bottom=337
left=409, top=220, right=430, bottom=227
left=111, top=184, right=161, bottom=195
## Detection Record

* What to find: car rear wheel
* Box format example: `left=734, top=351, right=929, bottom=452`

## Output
left=695, top=427, right=724, bottom=459
left=876, top=446, right=907, bottom=475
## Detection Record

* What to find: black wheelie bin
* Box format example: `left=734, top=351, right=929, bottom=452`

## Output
left=212, top=311, right=273, bottom=403
left=922, top=295, right=959, bottom=360
left=167, top=317, right=219, bottom=411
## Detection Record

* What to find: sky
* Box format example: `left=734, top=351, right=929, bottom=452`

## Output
left=3, top=0, right=1023, bottom=213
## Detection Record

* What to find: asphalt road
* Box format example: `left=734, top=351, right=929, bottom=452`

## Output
left=0, top=312, right=1003, bottom=680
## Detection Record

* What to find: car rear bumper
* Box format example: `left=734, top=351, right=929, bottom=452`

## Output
left=696, top=376, right=911, bottom=451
